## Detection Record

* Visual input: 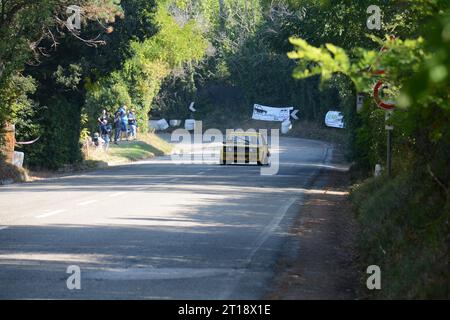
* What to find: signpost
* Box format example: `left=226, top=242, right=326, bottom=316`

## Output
left=356, top=93, right=364, bottom=113
left=372, top=36, right=396, bottom=177
left=385, top=111, right=393, bottom=176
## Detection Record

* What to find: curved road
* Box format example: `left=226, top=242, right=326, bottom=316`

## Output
left=0, top=137, right=333, bottom=299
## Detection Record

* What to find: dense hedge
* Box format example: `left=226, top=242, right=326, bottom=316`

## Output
left=351, top=168, right=449, bottom=298
left=21, top=94, right=83, bottom=169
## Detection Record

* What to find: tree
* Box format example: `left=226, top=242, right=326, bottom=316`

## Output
left=84, top=0, right=208, bottom=136
left=288, top=1, right=450, bottom=298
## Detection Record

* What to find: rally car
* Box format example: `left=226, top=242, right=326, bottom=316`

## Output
left=220, top=132, right=270, bottom=166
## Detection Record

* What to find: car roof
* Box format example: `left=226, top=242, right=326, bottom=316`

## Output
left=226, top=132, right=262, bottom=136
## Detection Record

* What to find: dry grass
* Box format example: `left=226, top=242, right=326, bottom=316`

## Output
left=0, top=160, right=29, bottom=183
left=84, top=133, right=173, bottom=165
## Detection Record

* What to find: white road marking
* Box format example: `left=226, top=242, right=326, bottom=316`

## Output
left=245, top=197, right=298, bottom=264
left=35, top=209, right=67, bottom=219
left=85, top=267, right=234, bottom=281
left=77, top=199, right=98, bottom=206
left=170, top=178, right=180, bottom=182
left=0, top=226, right=9, bottom=231
left=109, top=191, right=126, bottom=197
left=219, top=197, right=300, bottom=300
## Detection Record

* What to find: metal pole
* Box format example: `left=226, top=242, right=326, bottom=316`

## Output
left=387, top=129, right=392, bottom=177
left=385, top=110, right=393, bottom=177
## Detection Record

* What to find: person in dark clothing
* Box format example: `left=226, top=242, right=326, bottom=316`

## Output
left=113, top=111, right=121, bottom=144
left=118, top=105, right=128, bottom=141
left=100, top=119, right=112, bottom=149
left=97, top=109, right=109, bottom=134
left=127, top=109, right=137, bottom=140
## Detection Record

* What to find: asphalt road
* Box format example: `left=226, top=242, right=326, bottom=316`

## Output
left=0, top=136, right=333, bottom=299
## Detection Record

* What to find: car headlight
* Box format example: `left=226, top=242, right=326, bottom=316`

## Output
left=227, top=147, right=233, bottom=152
left=249, top=148, right=256, bottom=153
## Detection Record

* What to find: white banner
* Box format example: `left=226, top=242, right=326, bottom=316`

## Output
left=149, top=119, right=169, bottom=131
left=252, top=104, right=293, bottom=122
left=325, top=111, right=345, bottom=129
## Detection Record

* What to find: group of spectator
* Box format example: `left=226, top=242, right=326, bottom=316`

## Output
left=93, top=105, right=138, bottom=149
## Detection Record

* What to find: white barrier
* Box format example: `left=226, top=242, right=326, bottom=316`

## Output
left=13, top=151, right=24, bottom=168
left=281, top=120, right=292, bottom=134
left=325, top=111, right=345, bottom=128
left=157, top=119, right=169, bottom=130
left=169, top=120, right=182, bottom=127
left=149, top=120, right=160, bottom=130
left=149, top=119, right=169, bottom=131
left=185, top=119, right=196, bottom=131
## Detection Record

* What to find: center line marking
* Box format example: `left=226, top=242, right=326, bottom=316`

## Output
left=36, top=209, right=67, bottom=219
left=109, top=191, right=126, bottom=197
left=77, top=200, right=98, bottom=206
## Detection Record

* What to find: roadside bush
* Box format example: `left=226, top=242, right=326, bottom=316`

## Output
left=22, top=94, right=83, bottom=170
left=0, top=159, right=29, bottom=182
left=351, top=169, right=449, bottom=299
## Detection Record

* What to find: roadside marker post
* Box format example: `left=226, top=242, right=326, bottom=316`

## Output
left=385, top=110, right=394, bottom=177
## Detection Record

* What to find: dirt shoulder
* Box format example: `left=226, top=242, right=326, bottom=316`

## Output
left=7, top=133, right=173, bottom=183
left=266, top=149, right=360, bottom=300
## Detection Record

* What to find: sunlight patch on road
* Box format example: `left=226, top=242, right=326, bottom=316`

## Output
left=0, top=253, right=112, bottom=265
left=35, top=209, right=67, bottom=218
left=305, top=189, right=349, bottom=196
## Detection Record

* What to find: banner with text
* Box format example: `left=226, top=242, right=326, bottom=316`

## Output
left=252, top=104, right=293, bottom=122
left=325, top=111, right=345, bottom=129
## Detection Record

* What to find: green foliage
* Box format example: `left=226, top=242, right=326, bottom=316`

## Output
left=84, top=0, right=208, bottom=135
left=154, top=0, right=342, bottom=125
left=0, top=0, right=123, bottom=168
left=0, top=74, right=36, bottom=122
left=287, top=1, right=450, bottom=298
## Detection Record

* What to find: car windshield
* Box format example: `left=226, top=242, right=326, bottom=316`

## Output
left=226, top=135, right=258, bottom=145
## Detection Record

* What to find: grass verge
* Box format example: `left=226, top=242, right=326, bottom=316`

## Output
left=85, top=133, right=172, bottom=165
left=350, top=170, right=449, bottom=299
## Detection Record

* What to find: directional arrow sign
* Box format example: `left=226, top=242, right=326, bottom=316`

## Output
left=290, top=109, right=299, bottom=120
left=188, top=102, right=196, bottom=112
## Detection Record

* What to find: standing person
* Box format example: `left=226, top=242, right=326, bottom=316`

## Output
left=113, top=111, right=121, bottom=144
left=118, top=105, right=128, bottom=141
left=127, top=109, right=137, bottom=140
left=97, top=109, right=109, bottom=134
left=100, top=119, right=111, bottom=150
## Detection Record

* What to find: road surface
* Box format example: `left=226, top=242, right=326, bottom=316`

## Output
left=0, top=137, right=333, bottom=299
